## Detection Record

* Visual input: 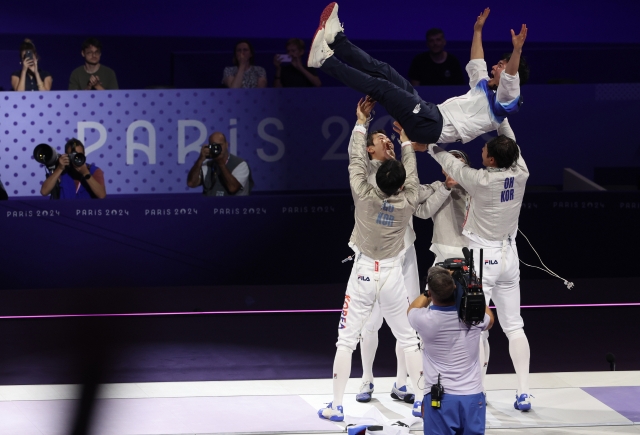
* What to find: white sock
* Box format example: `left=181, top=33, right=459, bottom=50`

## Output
left=506, top=329, right=530, bottom=395
left=403, top=346, right=423, bottom=398
left=360, top=330, right=378, bottom=384
left=479, top=330, right=490, bottom=388
left=395, top=340, right=408, bottom=388
left=332, top=347, right=353, bottom=407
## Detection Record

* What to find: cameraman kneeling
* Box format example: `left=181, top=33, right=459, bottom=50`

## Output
left=408, top=266, right=494, bottom=435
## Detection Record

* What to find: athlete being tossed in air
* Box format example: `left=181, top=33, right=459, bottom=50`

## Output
left=308, top=4, right=528, bottom=147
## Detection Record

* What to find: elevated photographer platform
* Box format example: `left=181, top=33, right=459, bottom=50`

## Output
left=0, top=371, right=638, bottom=434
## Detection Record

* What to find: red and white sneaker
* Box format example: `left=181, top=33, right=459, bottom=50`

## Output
left=320, top=2, right=343, bottom=45
left=307, top=27, right=333, bottom=68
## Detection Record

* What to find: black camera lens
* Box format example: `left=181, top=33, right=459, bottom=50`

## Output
left=207, top=143, right=222, bottom=158
left=33, top=143, right=59, bottom=167
left=68, top=152, right=86, bottom=167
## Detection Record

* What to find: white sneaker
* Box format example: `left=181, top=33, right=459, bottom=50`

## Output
left=318, top=402, right=344, bottom=421
left=307, top=27, right=333, bottom=68
left=321, top=2, right=344, bottom=45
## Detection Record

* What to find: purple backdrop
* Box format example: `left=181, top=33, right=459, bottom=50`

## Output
left=1, top=85, right=640, bottom=197
left=0, top=0, right=639, bottom=43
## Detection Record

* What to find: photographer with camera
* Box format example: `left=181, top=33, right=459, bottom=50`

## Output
left=11, top=39, right=52, bottom=92
left=186, top=132, right=253, bottom=196
left=40, top=139, right=106, bottom=199
left=408, top=266, right=494, bottom=434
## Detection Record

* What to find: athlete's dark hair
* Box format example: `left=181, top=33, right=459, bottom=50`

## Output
left=502, top=52, right=529, bottom=85
left=448, top=150, right=471, bottom=167
left=376, top=159, right=406, bottom=196
left=233, top=40, right=255, bottom=66
left=65, top=138, right=85, bottom=153
left=82, top=38, right=102, bottom=52
left=486, top=135, right=519, bottom=168
left=426, top=28, right=444, bottom=40
left=427, top=266, right=456, bottom=304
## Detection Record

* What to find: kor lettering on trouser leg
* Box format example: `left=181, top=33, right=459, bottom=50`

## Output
left=339, top=295, right=351, bottom=329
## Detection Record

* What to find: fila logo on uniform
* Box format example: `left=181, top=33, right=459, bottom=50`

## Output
left=485, top=260, right=498, bottom=265
left=357, top=275, right=370, bottom=281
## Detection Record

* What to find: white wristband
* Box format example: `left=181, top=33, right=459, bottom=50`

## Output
left=401, top=141, right=412, bottom=147
left=354, top=124, right=367, bottom=135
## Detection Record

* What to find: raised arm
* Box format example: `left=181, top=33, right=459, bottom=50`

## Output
left=470, top=8, right=490, bottom=60
left=395, top=123, right=419, bottom=209
left=505, top=24, right=527, bottom=77
left=427, top=145, right=484, bottom=197
left=349, top=100, right=377, bottom=200
left=347, top=97, right=375, bottom=159
left=414, top=181, right=451, bottom=220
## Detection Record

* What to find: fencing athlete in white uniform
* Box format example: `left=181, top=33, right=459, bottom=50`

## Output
left=350, top=100, right=453, bottom=405
left=309, top=4, right=528, bottom=147
left=414, top=119, right=516, bottom=395
left=424, top=128, right=532, bottom=411
left=318, top=106, right=424, bottom=422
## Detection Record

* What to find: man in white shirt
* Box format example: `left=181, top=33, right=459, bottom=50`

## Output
left=408, top=266, right=494, bottom=434
left=308, top=4, right=528, bottom=146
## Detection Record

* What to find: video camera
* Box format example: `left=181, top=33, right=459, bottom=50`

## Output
left=33, top=143, right=86, bottom=169
left=434, top=247, right=486, bottom=326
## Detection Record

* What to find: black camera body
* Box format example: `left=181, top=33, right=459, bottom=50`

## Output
left=207, top=143, right=222, bottom=158
left=434, top=249, right=486, bottom=326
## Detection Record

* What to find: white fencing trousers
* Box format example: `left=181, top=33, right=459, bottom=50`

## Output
left=337, top=250, right=420, bottom=352
left=470, top=240, right=524, bottom=332
left=361, top=244, right=420, bottom=336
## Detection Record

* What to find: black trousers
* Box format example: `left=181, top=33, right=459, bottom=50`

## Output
left=321, top=33, right=443, bottom=144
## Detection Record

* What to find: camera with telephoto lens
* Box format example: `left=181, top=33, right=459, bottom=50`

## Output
left=434, top=248, right=486, bottom=326
left=33, top=143, right=85, bottom=168
left=207, top=142, right=222, bottom=158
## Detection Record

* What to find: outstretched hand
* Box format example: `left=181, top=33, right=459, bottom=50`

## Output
left=392, top=121, right=410, bottom=143
left=511, top=24, right=528, bottom=50
left=356, top=96, right=376, bottom=123
left=474, top=8, right=490, bottom=32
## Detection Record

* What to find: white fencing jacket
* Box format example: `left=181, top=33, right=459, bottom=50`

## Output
left=437, top=59, right=521, bottom=144
left=427, top=144, right=529, bottom=242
